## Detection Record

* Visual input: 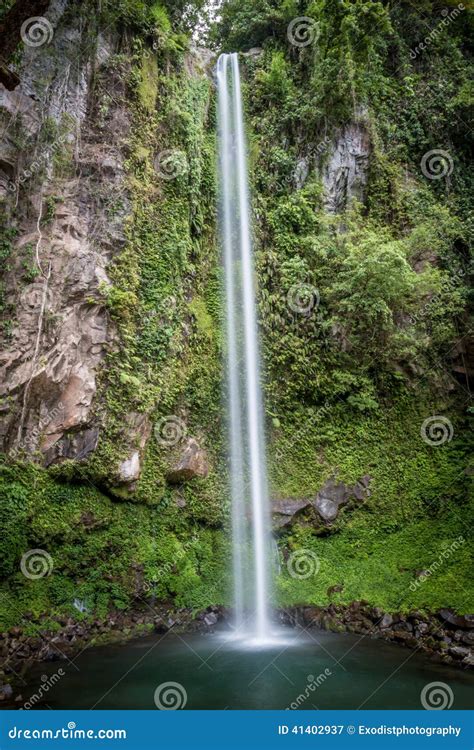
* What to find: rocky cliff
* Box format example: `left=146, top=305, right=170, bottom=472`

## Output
left=1, top=2, right=125, bottom=467
left=0, top=0, right=472, bottom=657
left=1, top=0, right=224, bottom=629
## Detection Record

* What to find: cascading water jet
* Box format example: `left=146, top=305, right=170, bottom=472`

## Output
left=217, top=52, right=273, bottom=644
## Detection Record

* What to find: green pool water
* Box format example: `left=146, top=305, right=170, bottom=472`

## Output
left=16, top=628, right=474, bottom=710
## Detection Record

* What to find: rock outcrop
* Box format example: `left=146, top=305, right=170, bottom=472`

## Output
left=281, top=604, right=474, bottom=670
left=322, top=110, right=370, bottom=213
left=272, top=497, right=311, bottom=529
left=112, top=413, right=152, bottom=490
left=272, top=475, right=371, bottom=530
left=166, top=438, right=209, bottom=484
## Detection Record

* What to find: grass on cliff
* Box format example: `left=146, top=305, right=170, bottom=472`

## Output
left=270, top=396, right=472, bottom=614
left=0, top=459, right=229, bottom=631
left=277, top=511, right=472, bottom=614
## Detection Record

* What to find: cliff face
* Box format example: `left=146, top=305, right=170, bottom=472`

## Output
left=1, top=2, right=219, bottom=484
left=0, top=0, right=224, bottom=625
left=0, top=0, right=472, bottom=634
left=1, top=3, right=124, bottom=465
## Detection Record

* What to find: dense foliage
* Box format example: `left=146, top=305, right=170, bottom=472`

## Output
left=0, top=0, right=472, bottom=629
left=214, top=0, right=473, bottom=611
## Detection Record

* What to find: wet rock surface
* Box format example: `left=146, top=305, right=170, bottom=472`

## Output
left=271, top=498, right=311, bottom=528
left=0, top=603, right=228, bottom=703
left=280, top=604, right=474, bottom=670
left=1, top=601, right=472, bottom=706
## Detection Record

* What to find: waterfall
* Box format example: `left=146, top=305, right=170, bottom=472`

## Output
left=217, top=52, right=272, bottom=642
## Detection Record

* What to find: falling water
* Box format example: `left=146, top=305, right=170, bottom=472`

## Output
left=217, top=53, right=272, bottom=642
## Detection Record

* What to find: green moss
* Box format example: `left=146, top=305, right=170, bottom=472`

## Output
left=229, top=0, right=473, bottom=617
left=0, top=23, right=224, bottom=630
left=0, top=463, right=30, bottom=578
left=188, top=296, right=214, bottom=340
left=0, top=223, right=17, bottom=315
left=137, top=51, right=159, bottom=111
left=269, top=392, right=472, bottom=614
left=0, top=459, right=228, bottom=630
left=277, top=511, right=473, bottom=614
left=82, top=38, right=219, bottom=498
